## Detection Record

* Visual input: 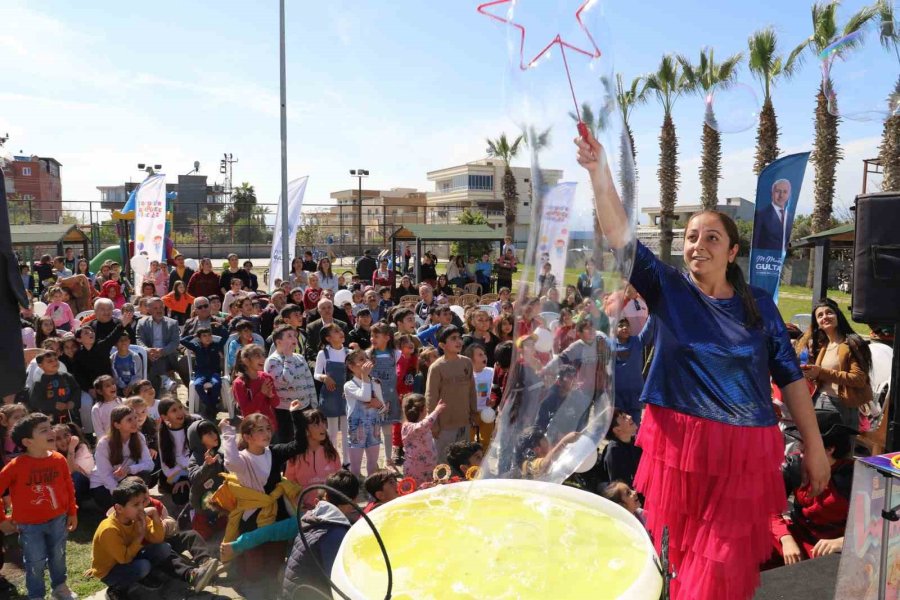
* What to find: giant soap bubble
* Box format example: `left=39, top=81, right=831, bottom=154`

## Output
left=821, top=24, right=900, bottom=123
left=478, top=0, right=638, bottom=485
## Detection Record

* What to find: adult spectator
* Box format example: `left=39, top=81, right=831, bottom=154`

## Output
left=394, top=275, right=417, bottom=302
left=373, top=259, right=392, bottom=288
left=168, top=253, right=195, bottom=292
left=414, top=284, right=436, bottom=322
left=181, top=296, right=226, bottom=338
left=187, top=257, right=220, bottom=299
left=355, top=249, right=377, bottom=283
left=63, top=247, right=77, bottom=272
left=289, top=257, right=308, bottom=290
left=302, top=250, right=317, bottom=273
left=90, top=298, right=135, bottom=351
left=577, top=257, right=603, bottom=300
left=136, top=297, right=184, bottom=394
left=494, top=248, right=517, bottom=292
left=462, top=309, right=500, bottom=365
left=317, top=257, right=339, bottom=293
left=304, top=299, right=349, bottom=365
left=419, top=254, right=437, bottom=288
left=218, top=253, right=250, bottom=296
left=243, top=260, right=259, bottom=291
left=260, top=290, right=287, bottom=339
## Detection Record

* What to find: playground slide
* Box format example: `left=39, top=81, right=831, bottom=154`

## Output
left=89, top=246, right=122, bottom=273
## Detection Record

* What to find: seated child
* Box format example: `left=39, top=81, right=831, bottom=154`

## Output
left=131, top=477, right=221, bottom=593
left=770, top=410, right=856, bottom=566
left=363, top=469, right=399, bottom=513
left=28, top=350, right=81, bottom=424
left=598, top=409, right=642, bottom=489
left=52, top=422, right=94, bottom=502
left=88, top=477, right=169, bottom=598
left=111, top=332, right=143, bottom=396
left=601, top=481, right=646, bottom=528
left=0, top=413, right=78, bottom=600
left=280, top=470, right=360, bottom=598
left=515, top=427, right=581, bottom=480
left=187, top=420, right=227, bottom=539
left=180, top=327, right=226, bottom=420
left=46, top=286, right=79, bottom=332
left=446, top=440, right=484, bottom=479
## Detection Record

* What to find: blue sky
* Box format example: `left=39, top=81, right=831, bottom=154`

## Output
left=0, top=0, right=893, bottom=222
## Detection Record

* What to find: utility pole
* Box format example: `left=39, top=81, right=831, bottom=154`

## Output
left=219, top=153, right=238, bottom=203
left=350, top=169, right=369, bottom=256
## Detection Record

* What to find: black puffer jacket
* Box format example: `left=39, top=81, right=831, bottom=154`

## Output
left=280, top=501, right=353, bottom=599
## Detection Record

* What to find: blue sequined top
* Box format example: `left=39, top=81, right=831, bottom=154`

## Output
left=631, top=242, right=802, bottom=427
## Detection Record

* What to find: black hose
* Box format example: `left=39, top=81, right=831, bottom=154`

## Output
left=295, top=484, right=393, bottom=600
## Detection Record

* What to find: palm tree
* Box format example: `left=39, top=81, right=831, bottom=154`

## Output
left=790, top=1, right=876, bottom=285
left=646, top=54, right=689, bottom=263
left=679, top=48, right=744, bottom=210
left=615, top=74, right=648, bottom=221
left=748, top=27, right=799, bottom=174
left=876, top=0, right=900, bottom=191
left=486, top=133, right=524, bottom=239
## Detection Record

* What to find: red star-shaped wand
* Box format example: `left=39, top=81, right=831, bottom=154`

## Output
left=477, top=0, right=602, bottom=141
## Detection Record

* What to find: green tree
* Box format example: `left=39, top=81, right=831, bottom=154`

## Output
left=875, top=0, right=900, bottom=191
left=679, top=48, right=744, bottom=210
left=646, top=54, right=690, bottom=263
left=735, top=219, right=754, bottom=256
left=486, top=133, right=524, bottom=240
left=748, top=27, right=799, bottom=174
left=451, top=208, right=494, bottom=258
left=295, top=217, right=323, bottom=251
left=790, top=1, right=876, bottom=285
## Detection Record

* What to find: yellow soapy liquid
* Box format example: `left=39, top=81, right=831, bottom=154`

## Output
left=342, top=485, right=650, bottom=599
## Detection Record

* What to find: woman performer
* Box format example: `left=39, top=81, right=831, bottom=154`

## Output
left=576, top=133, right=829, bottom=600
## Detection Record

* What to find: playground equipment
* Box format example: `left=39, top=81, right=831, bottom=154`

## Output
left=89, top=188, right=183, bottom=274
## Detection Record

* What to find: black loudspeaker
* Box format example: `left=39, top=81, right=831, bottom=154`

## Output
left=851, top=192, right=900, bottom=324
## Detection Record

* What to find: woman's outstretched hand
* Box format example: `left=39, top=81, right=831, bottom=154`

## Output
left=575, top=132, right=602, bottom=172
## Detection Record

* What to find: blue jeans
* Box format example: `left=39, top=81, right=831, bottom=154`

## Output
left=193, top=373, right=222, bottom=411
left=102, top=542, right=171, bottom=591
left=72, top=472, right=90, bottom=502
left=18, top=514, right=68, bottom=598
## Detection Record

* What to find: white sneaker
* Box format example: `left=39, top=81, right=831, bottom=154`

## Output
left=51, top=583, right=79, bottom=600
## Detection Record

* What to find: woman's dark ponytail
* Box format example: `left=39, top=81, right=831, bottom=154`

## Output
left=726, top=261, right=762, bottom=329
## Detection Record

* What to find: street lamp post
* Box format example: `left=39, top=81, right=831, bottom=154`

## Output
left=278, top=0, right=290, bottom=282
left=350, top=169, right=368, bottom=256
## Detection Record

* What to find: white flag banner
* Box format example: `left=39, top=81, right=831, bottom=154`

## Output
left=533, top=182, right=576, bottom=293
left=269, top=176, right=310, bottom=291
left=133, top=173, right=168, bottom=272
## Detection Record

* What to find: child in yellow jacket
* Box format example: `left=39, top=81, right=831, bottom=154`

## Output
left=88, top=477, right=169, bottom=599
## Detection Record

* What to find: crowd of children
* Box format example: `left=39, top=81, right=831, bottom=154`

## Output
left=5, top=246, right=865, bottom=598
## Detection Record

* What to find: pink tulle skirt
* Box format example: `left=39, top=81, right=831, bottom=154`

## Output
left=634, top=404, right=786, bottom=600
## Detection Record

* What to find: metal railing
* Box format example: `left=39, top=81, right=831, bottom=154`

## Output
left=9, top=199, right=508, bottom=261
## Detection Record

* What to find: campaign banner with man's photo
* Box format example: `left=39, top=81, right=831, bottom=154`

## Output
left=749, top=152, right=810, bottom=301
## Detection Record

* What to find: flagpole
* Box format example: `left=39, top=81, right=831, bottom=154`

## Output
left=278, top=0, right=290, bottom=282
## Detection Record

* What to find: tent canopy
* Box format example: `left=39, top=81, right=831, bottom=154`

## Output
left=391, top=224, right=505, bottom=242
left=390, top=224, right=505, bottom=284
left=790, top=223, right=854, bottom=249
left=11, top=224, right=89, bottom=246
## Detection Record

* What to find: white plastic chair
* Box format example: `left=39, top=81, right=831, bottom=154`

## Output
left=184, top=351, right=199, bottom=414
left=109, top=345, right=149, bottom=381
left=221, top=374, right=236, bottom=418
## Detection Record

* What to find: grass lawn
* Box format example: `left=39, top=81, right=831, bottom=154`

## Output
left=3, top=508, right=106, bottom=598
